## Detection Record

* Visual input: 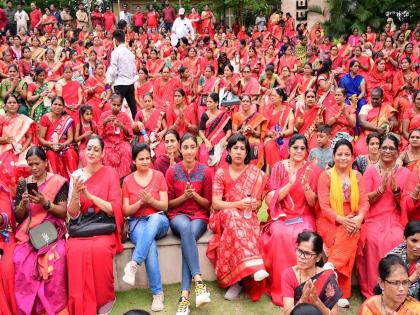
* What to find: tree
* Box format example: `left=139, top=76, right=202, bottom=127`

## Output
left=324, top=0, right=420, bottom=37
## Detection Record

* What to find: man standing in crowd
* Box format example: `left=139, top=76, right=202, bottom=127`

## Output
left=171, top=8, right=194, bottom=46
left=50, top=4, right=62, bottom=26
left=106, top=29, right=137, bottom=119
left=104, top=6, right=116, bottom=32
left=162, top=1, right=176, bottom=32
left=75, top=3, right=88, bottom=31
left=61, top=6, right=73, bottom=27
left=15, top=5, right=29, bottom=33
left=132, top=6, right=145, bottom=32
left=119, top=4, right=131, bottom=24
left=29, top=3, right=42, bottom=30
left=4, top=1, right=16, bottom=36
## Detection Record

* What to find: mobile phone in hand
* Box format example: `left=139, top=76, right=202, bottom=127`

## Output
left=27, top=182, right=38, bottom=196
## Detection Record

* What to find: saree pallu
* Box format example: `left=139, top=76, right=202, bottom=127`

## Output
left=366, top=69, right=393, bottom=103
left=197, top=76, right=218, bottom=122
left=29, top=82, right=52, bottom=123
left=325, top=103, right=355, bottom=138
left=134, top=109, right=165, bottom=157
left=207, top=165, right=266, bottom=295
left=134, top=80, right=153, bottom=111
left=198, top=111, right=230, bottom=169
left=0, top=114, right=35, bottom=194
left=296, top=106, right=323, bottom=150
left=14, top=175, right=68, bottom=315
left=67, top=166, right=123, bottom=315
left=0, top=186, right=17, bottom=315
left=153, top=78, right=181, bottom=111
left=360, top=296, right=420, bottom=315
left=166, top=104, right=197, bottom=137
left=61, top=80, right=82, bottom=123
left=84, top=76, right=111, bottom=124
left=260, top=161, right=320, bottom=305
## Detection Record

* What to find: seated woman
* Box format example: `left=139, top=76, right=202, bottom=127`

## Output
left=38, top=96, right=79, bottom=179
left=98, top=93, right=133, bottom=178
left=397, top=129, right=420, bottom=172
left=317, top=139, right=369, bottom=308
left=0, top=95, right=35, bottom=194
left=360, top=254, right=420, bottom=314
left=133, top=92, right=167, bottom=157
left=152, top=66, right=181, bottom=111
left=207, top=134, right=268, bottom=301
left=122, top=143, right=169, bottom=312
left=154, top=129, right=182, bottom=176
left=0, top=64, right=28, bottom=115
left=388, top=220, right=420, bottom=301
left=166, top=88, right=197, bottom=137
left=74, top=105, right=97, bottom=167
left=134, top=68, right=153, bottom=112
left=196, top=65, right=219, bottom=122
left=13, top=146, right=69, bottom=314
left=232, top=94, right=267, bottom=169
left=198, top=93, right=232, bottom=170
left=0, top=182, right=17, bottom=315
left=357, top=134, right=413, bottom=298
left=166, top=133, right=213, bottom=315
left=338, top=60, right=366, bottom=114
left=352, top=133, right=380, bottom=175
left=27, top=67, right=55, bottom=124
left=67, top=135, right=123, bottom=315
left=261, top=134, right=321, bottom=306
left=263, top=88, right=295, bottom=174
left=55, top=66, right=83, bottom=123
left=282, top=232, right=341, bottom=315
left=401, top=91, right=420, bottom=149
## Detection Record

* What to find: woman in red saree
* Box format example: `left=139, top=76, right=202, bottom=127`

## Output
left=166, top=88, right=197, bottom=137
left=200, top=48, right=218, bottom=76
left=165, top=49, right=182, bottom=74
left=41, top=8, right=57, bottom=36
left=0, top=95, right=35, bottom=194
left=198, top=93, right=232, bottom=171
left=402, top=91, right=420, bottom=144
left=134, top=68, right=154, bottom=111
left=13, top=147, right=68, bottom=315
left=288, top=63, right=316, bottom=114
left=357, top=134, right=412, bottom=298
left=179, top=66, right=196, bottom=104
left=201, top=5, right=215, bottom=38
left=356, top=88, right=398, bottom=156
left=263, top=88, right=295, bottom=174
left=207, top=134, right=268, bottom=300
left=182, top=47, right=201, bottom=79
left=146, top=49, right=165, bottom=78
left=74, top=105, right=97, bottom=167
left=381, top=37, right=399, bottom=73
left=98, top=94, right=133, bottom=178
left=261, top=135, right=321, bottom=306
left=366, top=58, right=393, bottom=103
left=55, top=66, right=83, bottom=123
left=317, top=139, right=369, bottom=307
left=240, top=47, right=261, bottom=78
left=278, top=45, right=298, bottom=74
left=133, top=93, right=167, bottom=157
left=345, top=46, right=373, bottom=77
left=261, top=44, right=278, bottom=70
left=295, top=90, right=325, bottom=150
left=232, top=95, right=267, bottom=168
left=67, top=135, right=123, bottom=315
left=196, top=65, right=219, bottom=123
left=153, top=67, right=181, bottom=112
left=38, top=96, right=78, bottom=179
left=397, top=129, right=420, bottom=173
left=189, top=7, right=200, bottom=32
left=238, top=65, right=261, bottom=105
left=84, top=63, right=111, bottom=124
left=0, top=184, right=17, bottom=315
left=41, top=48, right=63, bottom=82
left=325, top=88, right=357, bottom=139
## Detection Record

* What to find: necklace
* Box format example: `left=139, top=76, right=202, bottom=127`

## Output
left=367, top=155, right=380, bottom=165
left=381, top=294, right=404, bottom=315
left=298, top=266, right=317, bottom=285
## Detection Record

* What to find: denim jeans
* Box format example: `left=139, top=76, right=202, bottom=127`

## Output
left=170, top=215, right=207, bottom=291
left=129, top=213, right=169, bottom=295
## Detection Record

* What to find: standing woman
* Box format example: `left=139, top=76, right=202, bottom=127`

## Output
left=98, top=94, right=133, bottom=178
left=357, top=134, right=413, bottom=298
left=166, top=133, right=213, bottom=315
left=261, top=134, right=321, bottom=306
left=207, top=134, right=269, bottom=301
left=13, top=146, right=69, bottom=314
left=198, top=92, right=232, bottom=170
left=67, top=135, right=123, bottom=315
left=317, top=139, right=369, bottom=308
left=122, top=143, right=169, bottom=312
left=38, top=96, right=79, bottom=179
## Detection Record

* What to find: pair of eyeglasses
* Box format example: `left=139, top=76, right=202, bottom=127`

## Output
left=296, top=248, right=317, bottom=259
left=384, top=279, right=411, bottom=287
left=380, top=146, right=397, bottom=152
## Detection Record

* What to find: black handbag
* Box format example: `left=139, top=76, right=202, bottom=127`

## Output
left=29, top=221, right=58, bottom=250
left=68, top=208, right=116, bottom=238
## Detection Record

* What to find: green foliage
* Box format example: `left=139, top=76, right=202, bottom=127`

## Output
left=324, top=0, right=420, bottom=37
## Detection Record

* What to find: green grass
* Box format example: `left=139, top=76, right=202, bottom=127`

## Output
left=111, top=282, right=364, bottom=314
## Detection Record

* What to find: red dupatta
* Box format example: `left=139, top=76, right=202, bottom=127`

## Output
left=137, top=109, right=164, bottom=133
left=62, top=80, right=81, bottom=107
left=297, top=106, right=323, bottom=140
left=46, top=114, right=74, bottom=143
left=205, top=111, right=230, bottom=145
left=166, top=104, right=197, bottom=135
left=200, top=76, right=217, bottom=94
left=239, top=77, right=261, bottom=96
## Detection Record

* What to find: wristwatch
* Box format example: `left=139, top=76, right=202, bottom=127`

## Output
left=43, top=200, right=52, bottom=211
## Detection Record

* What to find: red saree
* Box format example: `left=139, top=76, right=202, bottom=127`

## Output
left=260, top=161, right=321, bottom=305
left=67, top=166, right=123, bottom=315
left=0, top=185, right=17, bottom=315
left=366, top=67, right=393, bottom=103
left=393, top=70, right=417, bottom=126
left=84, top=75, right=111, bottom=124
left=207, top=165, right=267, bottom=293
left=98, top=110, right=133, bottom=178
left=239, top=77, right=261, bottom=97
left=134, top=109, right=165, bottom=157
left=153, top=77, right=181, bottom=111
left=146, top=59, right=165, bottom=77
left=296, top=106, right=323, bottom=150
left=62, top=80, right=82, bottom=122
left=166, top=104, right=197, bottom=136
left=325, top=103, right=356, bottom=138
left=197, top=76, right=218, bottom=121
left=135, top=80, right=154, bottom=110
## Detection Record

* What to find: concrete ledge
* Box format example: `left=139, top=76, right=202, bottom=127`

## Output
left=114, top=230, right=216, bottom=291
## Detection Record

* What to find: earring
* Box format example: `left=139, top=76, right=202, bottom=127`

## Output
left=226, top=154, right=232, bottom=163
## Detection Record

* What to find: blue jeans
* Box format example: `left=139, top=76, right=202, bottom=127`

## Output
left=129, top=213, right=169, bottom=295
left=170, top=215, right=207, bottom=291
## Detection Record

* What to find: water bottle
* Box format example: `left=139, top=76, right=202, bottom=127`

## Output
left=275, top=124, right=284, bottom=146
left=52, top=131, right=59, bottom=151
left=244, top=193, right=253, bottom=219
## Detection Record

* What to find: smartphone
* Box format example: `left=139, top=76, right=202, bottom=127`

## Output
left=27, top=182, right=38, bottom=196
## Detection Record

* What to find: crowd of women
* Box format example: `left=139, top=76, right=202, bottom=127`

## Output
left=0, top=4, right=419, bottom=315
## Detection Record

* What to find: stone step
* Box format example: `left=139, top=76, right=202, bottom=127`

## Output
left=113, top=230, right=216, bottom=292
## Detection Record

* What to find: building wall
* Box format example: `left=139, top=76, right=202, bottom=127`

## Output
left=281, top=0, right=330, bottom=29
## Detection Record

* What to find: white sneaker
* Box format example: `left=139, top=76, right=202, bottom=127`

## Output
left=337, top=298, right=350, bottom=308
left=175, top=296, right=190, bottom=315
left=224, top=282, right=243, bottom=300
left=122, top=260, right=137, bottom=286
left=253, top=269, right=269, bottom=282
left=195, top=281, right=211, bottom=307
left=151, top=292, right=164, bottom=312
left=323, top=262, right=335, bottom=270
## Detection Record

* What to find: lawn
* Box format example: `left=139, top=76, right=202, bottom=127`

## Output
left=111, top=282, right=364, bottom=314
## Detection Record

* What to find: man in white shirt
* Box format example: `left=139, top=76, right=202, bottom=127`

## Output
left=75, top=4, right=88, bottom=30
left=14, top=5, right=29, bottom=33
left=171, top=8, right=194, bottom=47
left=106, top=29, right=137, bottom=119
left=119, top=4, right=131, bottom=24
